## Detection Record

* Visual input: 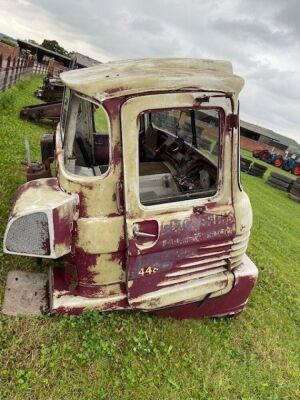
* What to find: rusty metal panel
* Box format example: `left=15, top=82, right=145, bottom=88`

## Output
left=3, top=178, right=77, bottom=259
left=60, top=58, right=244, bottom=102
left=120, top=92, right=238, bottom=309
left=3, top=58, right=258, bottom=317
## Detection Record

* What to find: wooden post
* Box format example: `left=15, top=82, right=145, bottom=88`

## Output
left=14, top=58, right=18, bottom=84
left=19, top=59, right=23, bottom=78
left=16, top=58, right=20, bottom=81
left=17, top=58, right=21, bottom=81
left=3, top=56, right=11, bottom=90
left=20, top=59, right=27, bottom=75
left=11, top=58, right=16, bottom=86
left=0, top=54, right=3, bottom=91
left=22, top=60, right=30, bottom=75
left=9, top=58, right=13, bottom=86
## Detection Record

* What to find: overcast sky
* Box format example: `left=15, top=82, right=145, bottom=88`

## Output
left=1, top=0, right=299, bottom=142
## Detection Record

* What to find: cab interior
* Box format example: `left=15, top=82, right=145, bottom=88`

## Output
left=63, top=92, right=220, bottom=206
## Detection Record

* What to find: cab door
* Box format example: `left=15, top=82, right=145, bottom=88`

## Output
left=121, top=92, right=235, bottom=310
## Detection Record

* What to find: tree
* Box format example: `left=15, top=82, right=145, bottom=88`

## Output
left=1, top=37, right=18, bottom=47
left=28, top=39, right=39, bottom=46
left=41, top=39, right=69, bottom=57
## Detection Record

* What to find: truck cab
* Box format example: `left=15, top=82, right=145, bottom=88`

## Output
left=3, top=58, right=258, bottom=317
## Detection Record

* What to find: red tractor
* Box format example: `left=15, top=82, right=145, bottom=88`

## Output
left=252, top=149, right=283, bottom=167
left=252, top=149, right=268, bottom=159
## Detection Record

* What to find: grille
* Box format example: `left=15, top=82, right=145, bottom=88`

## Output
left=157, top=232, right=250, bottom=288
left=6, top=212, right=50, bottom=256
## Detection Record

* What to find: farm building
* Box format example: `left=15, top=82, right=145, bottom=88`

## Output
left=195, top=110, right=300, bottom=155
left=240, top=120, right=300, bottom=154
left=17, top=39, right=71, bottom=67
left=69, top=51, right=101, bottom=68
left=17, top=40, right=101, bottom=69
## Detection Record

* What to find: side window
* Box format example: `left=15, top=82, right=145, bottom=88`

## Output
left=139, top=108, right=220, bottom=206
left=64, top=92, right=110, bottom=177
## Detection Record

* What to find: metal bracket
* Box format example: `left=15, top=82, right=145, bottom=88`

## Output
left=228, top=113, right=239, bottom=129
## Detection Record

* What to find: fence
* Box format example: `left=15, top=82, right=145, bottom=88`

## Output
left=0, top=55, right=48, bottom=92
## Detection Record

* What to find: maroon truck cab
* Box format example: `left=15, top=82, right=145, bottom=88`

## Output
left=3, top=58, right=258, bottom=318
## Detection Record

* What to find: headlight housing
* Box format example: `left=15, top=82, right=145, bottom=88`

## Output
left=5, top=212, right=50, bottom=256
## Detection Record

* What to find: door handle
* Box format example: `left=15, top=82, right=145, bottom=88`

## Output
left=133, top=224, right=157, bottom=239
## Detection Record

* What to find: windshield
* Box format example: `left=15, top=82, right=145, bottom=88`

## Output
left=63, top=91, right=110, bottom=177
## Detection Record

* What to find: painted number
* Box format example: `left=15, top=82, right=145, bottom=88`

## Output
left=138, top=266, right=158, bottom=276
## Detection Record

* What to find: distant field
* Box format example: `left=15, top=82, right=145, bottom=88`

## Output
left=0, top=77, right=299, bottom=400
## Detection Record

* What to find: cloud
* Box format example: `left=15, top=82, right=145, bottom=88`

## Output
left=0, top=0, right=299, bottom=143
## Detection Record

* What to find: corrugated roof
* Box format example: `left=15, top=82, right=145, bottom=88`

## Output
left=17, top=39, right=71, bottom=61
left=240, top=120, right=299, bottom=148
left=70, top=52, right=101, bottom=68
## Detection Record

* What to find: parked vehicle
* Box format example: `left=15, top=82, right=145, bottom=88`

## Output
left=252, top=149, right=270, bottom=160
left=281, top=154, right=300, bottom=176
left=252, top=149, right=283, bottom=167
left=35, top=76, right=64, bottom=102
left=3, top=58, right=258, bottom=318
left=272, top=154, right=284, bottom=167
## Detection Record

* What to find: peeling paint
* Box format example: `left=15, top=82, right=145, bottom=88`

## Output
left=4, top=178, right=76, bottom=259
left=60, top=59, right=244, bottom=102
left=4, top=58, right=257, bottom=318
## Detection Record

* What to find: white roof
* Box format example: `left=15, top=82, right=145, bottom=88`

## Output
left=60, top=58, right=244, bottom=101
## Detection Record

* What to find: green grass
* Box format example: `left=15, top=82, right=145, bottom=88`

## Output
left=0, top=78, right=300, bottom=400
left=94, top=105, right=109, bottom=132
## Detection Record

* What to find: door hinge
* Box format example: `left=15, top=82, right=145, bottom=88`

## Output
left=228, top=113, right=238, bottom=129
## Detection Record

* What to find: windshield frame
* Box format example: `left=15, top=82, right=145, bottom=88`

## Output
left=60, top=87, right=70, bottom=143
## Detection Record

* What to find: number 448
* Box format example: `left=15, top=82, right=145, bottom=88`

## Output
left=138, top=266, right=158, bottom=276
